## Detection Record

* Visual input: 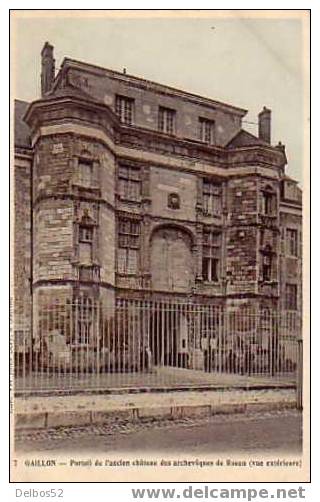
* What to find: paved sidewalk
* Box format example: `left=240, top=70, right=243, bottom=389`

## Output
left=14, top=384, right=296, bottom=430
left=15, top=366, right=295, bottom=394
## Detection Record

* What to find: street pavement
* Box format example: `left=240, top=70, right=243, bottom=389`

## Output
left=15, top=409, right=302, bottom=454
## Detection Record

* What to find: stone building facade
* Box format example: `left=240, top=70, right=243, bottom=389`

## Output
left=13, top=43, right=302, bottom=367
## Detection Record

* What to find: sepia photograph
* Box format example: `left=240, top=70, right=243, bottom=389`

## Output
left=10, top=9, right=310, bottom=483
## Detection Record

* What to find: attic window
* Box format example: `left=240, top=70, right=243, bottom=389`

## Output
left=199, top=118, right=215, bottom=144
left=116, top=95, right=134, bottom=125
left=158, top=107, right=176, bottom=135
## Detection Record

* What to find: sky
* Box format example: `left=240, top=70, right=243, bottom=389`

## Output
left=11, top=12, right=307, bottom=185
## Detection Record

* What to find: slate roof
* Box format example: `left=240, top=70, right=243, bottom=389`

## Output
left=226, top=129, right=268, bottom=148
left=14, top=99, right=31, bottom=148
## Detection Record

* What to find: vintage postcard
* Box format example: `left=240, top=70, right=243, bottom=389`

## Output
left=10, top=9, right=310, bottom=483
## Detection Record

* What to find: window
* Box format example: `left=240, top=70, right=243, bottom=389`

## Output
left=285, top=284, right=298, bottom=310
left=199, top=118, right=215, bottom=144
left=158, top=106, right=176, bottom=135
left=202, top=231, right=221, bottom=282
left=261, top=187, right=275, bottom=215
left=262, top=245, right=272, bottom=281
left=78, top=159, right=93, bottom=187
left=118, top=218, right=140, bottom=274
left=118, top=165, right=141, bottom=201
left=115, top=95, right=134, bottom=125
left=203, top=181, right=222, bottom=216
left=286, top=228, right=298, bottom=257
left=79, top=225, right=93, bottom=264
left=79, top=226, right=93, bottom=243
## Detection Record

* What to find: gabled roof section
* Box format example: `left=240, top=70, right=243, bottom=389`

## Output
left=46, top=79, right=99, bottom=102
left=14, top=99, right=31, bottom=148
left=226, top=129, right=269, bottom=148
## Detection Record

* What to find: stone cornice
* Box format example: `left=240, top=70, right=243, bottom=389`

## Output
left=30, top=125, right=283, bottom=185
left=24, top=92, right=286, bottom=173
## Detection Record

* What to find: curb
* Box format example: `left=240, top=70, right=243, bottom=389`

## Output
left=14, top=401, right=297, bottom=431
left=15, top=382, right=295, bottom=398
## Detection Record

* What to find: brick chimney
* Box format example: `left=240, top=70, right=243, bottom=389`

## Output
left=258, top=106, right=271, bottom=144
left=41, top=42, right=55, bottom=96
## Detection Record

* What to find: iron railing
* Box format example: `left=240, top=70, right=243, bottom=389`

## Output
left=12, top=298, right=301, bottom=394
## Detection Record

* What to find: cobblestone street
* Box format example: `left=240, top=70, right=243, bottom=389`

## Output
left=15, top=409, right=302, bottom=454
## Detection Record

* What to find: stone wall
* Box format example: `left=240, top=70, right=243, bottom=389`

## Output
left=14, top=154, right=32, bottom=335
left=66, top=67, right=243, bottom=146
left=225, top=177, right=258, bottom=297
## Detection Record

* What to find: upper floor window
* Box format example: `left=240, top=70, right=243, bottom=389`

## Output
left=202, top=231, right=221, bottom=282
left=203, top=181, right=222, bottom=216
left=118, top=165, right=141, bottom=201
left=285, top=284, right=298, bottom=310
left=261, top=244, right=272, bottom=282
left=115, top=95, right=134, bottom=125
left=286, top=228, right=298, bottom=257
left=117, top=218, right=140, bottom=274
left=261, top=186, right=276, bottom=215
left=158, top=106, right=176, bottom=135
left=79, top=224, right=93, bottom=265
left=78, top=159, right=93, bottom=187
left=199, top=118, right=215, bottom=144
left=79, top=225, right=93, bottom=243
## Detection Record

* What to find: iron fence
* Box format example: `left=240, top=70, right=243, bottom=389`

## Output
left=12, top=298, right=301, bottom=394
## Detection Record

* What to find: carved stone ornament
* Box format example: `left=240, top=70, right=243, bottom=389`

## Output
left=168, top=192, right=180, bottom=209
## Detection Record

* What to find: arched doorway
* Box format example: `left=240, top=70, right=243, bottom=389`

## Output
left=149, top=226, right=194, bottom=367
left=150, top=226, right=194, bottom=292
